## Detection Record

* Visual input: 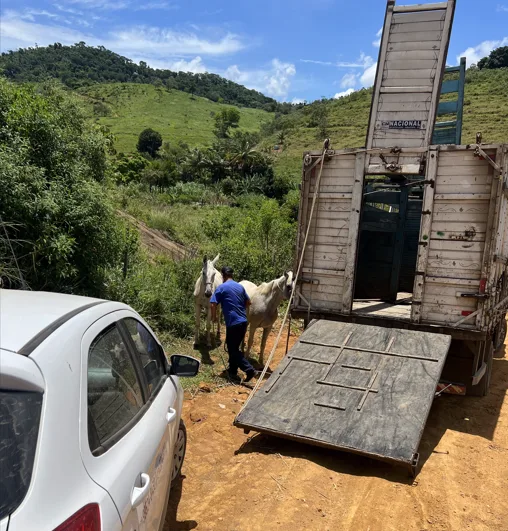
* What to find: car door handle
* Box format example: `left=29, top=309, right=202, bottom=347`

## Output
left=166, top=407, right=177, bottom=424
left=131, top=473, right=150, bottom=508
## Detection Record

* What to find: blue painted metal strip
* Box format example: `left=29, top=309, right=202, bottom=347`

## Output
left=441, top=79, right=459, bottom=94
left=437, top=100, right=458, bottom=115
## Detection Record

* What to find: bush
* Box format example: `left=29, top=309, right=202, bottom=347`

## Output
left=0, top=78, right=129, bottom=294
left=203, top=197, right=296, bottom=283
left=104, top=256, right=200, bottom=337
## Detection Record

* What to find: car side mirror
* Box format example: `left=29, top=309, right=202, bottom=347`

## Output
left=170, top=355, right=200, bottom=377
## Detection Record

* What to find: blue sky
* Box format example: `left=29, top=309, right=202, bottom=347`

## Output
left=1, top=0, right=507, bottom=102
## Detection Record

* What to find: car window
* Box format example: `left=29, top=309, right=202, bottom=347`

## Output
left=88, top=325, right=144, bottom=448
left=0, top=390, right=42, bottom=520
left=123, top=318, right=166, bottom=397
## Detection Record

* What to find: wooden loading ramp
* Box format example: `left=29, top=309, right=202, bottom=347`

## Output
left=366, top=0, right=456, bottom=174
left=234, top=320, right=451, bottom=475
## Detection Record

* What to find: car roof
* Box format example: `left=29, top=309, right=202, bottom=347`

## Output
left=0, top=289, right=106, bottom=354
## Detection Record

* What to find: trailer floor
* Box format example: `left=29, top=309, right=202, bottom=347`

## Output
left=164, top=325, right=508, bottom=531
left=352, top=292, right=413, bottom=321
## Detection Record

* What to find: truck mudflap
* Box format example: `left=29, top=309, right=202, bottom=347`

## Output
left=234, top=320, right=451, bottom=476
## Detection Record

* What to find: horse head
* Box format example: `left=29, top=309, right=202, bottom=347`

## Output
left=282, top=270, right=294, bottom=300
left=202, top=254, right=220, bottom=298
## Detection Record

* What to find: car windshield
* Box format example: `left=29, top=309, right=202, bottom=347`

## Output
left=0, top=390, right=43, bottom=520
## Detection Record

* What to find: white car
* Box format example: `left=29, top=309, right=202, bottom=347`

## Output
left=0, top=289, right=199, bottom=531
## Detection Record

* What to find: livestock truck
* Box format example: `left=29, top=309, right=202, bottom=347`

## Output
left=235, top=0, right=508, bottom=475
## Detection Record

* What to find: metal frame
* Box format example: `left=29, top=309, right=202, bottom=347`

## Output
left=411, top=146, right=438, bottom=323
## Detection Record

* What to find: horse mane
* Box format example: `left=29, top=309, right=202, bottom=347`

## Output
left=255, top=274, right=285, bottom=296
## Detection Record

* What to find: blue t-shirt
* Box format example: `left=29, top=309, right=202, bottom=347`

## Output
left=210, top=280, right=250, bottom=328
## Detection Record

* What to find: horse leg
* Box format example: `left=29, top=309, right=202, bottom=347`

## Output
left=246, top=326, right=255, bottom=359
left=206, top=306, right=212, bottom=348
left=194, top=303, right=201, bottom=347
left=259, top=327, right=272, bottom=365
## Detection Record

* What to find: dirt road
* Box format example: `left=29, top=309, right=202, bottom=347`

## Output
left=165, top=331, right=508, bottom=531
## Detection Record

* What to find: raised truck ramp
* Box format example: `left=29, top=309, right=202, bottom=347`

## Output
left=234, top=320, right=451, bottom=475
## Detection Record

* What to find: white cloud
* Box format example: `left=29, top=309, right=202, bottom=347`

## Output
left=21, top=9, right=60, bottom=21
left=135, top=2, right=179, bottom=10
left=0, top=11, right=245, bottom=58
left=156, top=56, right=207, bottom=73
left=340, top=72, right=358, bottom=88
left=334, top=88, right=354, bottom=99
left=301, top=52, right=374, bottom=69
left=360, top=62, right=377, bottom=87
left=457, top=37, right=508, bottom=66
left=0, top=11, right=90, bottom=49
left=108, top=27, right=243, bottom=56
left=497, top=4, right=508, bottom=12
left=66, top=0, right=131, bottom=10
left=292, top=97, right=305, bottom=104
left=53, top=3, right=84, bottom=15
left=224, top=59, right=296, bottom=100
left=373, top=27, right=382, bottom=47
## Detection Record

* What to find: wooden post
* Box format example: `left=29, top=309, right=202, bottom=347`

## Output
left=342, top=151, right=366, bottom=312
left=411, top=147, right=438, bottom=323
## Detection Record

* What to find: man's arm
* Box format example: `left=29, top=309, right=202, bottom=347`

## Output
left=244, top=288, right=251, bottom=308
left=210, top=288, right=221, bottom=322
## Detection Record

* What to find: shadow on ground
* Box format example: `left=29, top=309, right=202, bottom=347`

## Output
left=163, top=475, right=197, bottom=531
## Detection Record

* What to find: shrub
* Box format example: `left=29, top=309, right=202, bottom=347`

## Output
left=0, top=78, right=129, bottom=294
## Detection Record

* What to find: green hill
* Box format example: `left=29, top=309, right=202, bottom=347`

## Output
left=268, top=67, right=508, bottom=176
left=79, top=83, right=273, bottom=153
left=0, top=43, right=287, bottom=112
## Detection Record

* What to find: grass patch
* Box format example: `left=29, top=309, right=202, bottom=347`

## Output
left=78, top=83, right=273, bottom=153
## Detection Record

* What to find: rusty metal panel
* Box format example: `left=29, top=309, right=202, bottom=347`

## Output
left=235, top=320, right=451, bottom=470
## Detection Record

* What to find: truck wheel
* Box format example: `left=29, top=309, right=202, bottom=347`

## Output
left=494, top=319, right=507, bottom=353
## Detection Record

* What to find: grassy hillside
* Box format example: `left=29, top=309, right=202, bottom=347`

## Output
left=79, top=83, right=273, bottom=153
left=270, top=67, right=508, bottom=177
left=0, top=43, right=284, bottom=111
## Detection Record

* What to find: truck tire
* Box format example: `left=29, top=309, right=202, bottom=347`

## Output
left=494, top=318, right=507, bottom=353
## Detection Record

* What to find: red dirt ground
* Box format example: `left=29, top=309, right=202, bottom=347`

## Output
left=164, top=325, right=508, bottom=531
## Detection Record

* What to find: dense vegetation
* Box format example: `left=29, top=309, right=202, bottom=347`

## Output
left=0, top=43, right=295, bottom=112
left=0, top=78, right=296, bottom=345
left=478, top=46, right=508, bottom=70
left=0, top=79, right=130, bottom=294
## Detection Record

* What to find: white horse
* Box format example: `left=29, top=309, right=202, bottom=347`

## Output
left=194, top=254, right=222, bottom=347
left=240, top=271, right=294, bottom=364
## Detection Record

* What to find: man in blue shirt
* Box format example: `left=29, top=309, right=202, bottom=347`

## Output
left=211, top=266, right=258, bottom=383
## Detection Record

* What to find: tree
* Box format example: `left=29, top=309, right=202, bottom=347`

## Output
left=214, top=108, right=241, bottom=138
left=0, top=79, right=128, bottom=294
left=137, top=128, right=163, bottom=157
left=478, top=46, right=508, bottom=69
